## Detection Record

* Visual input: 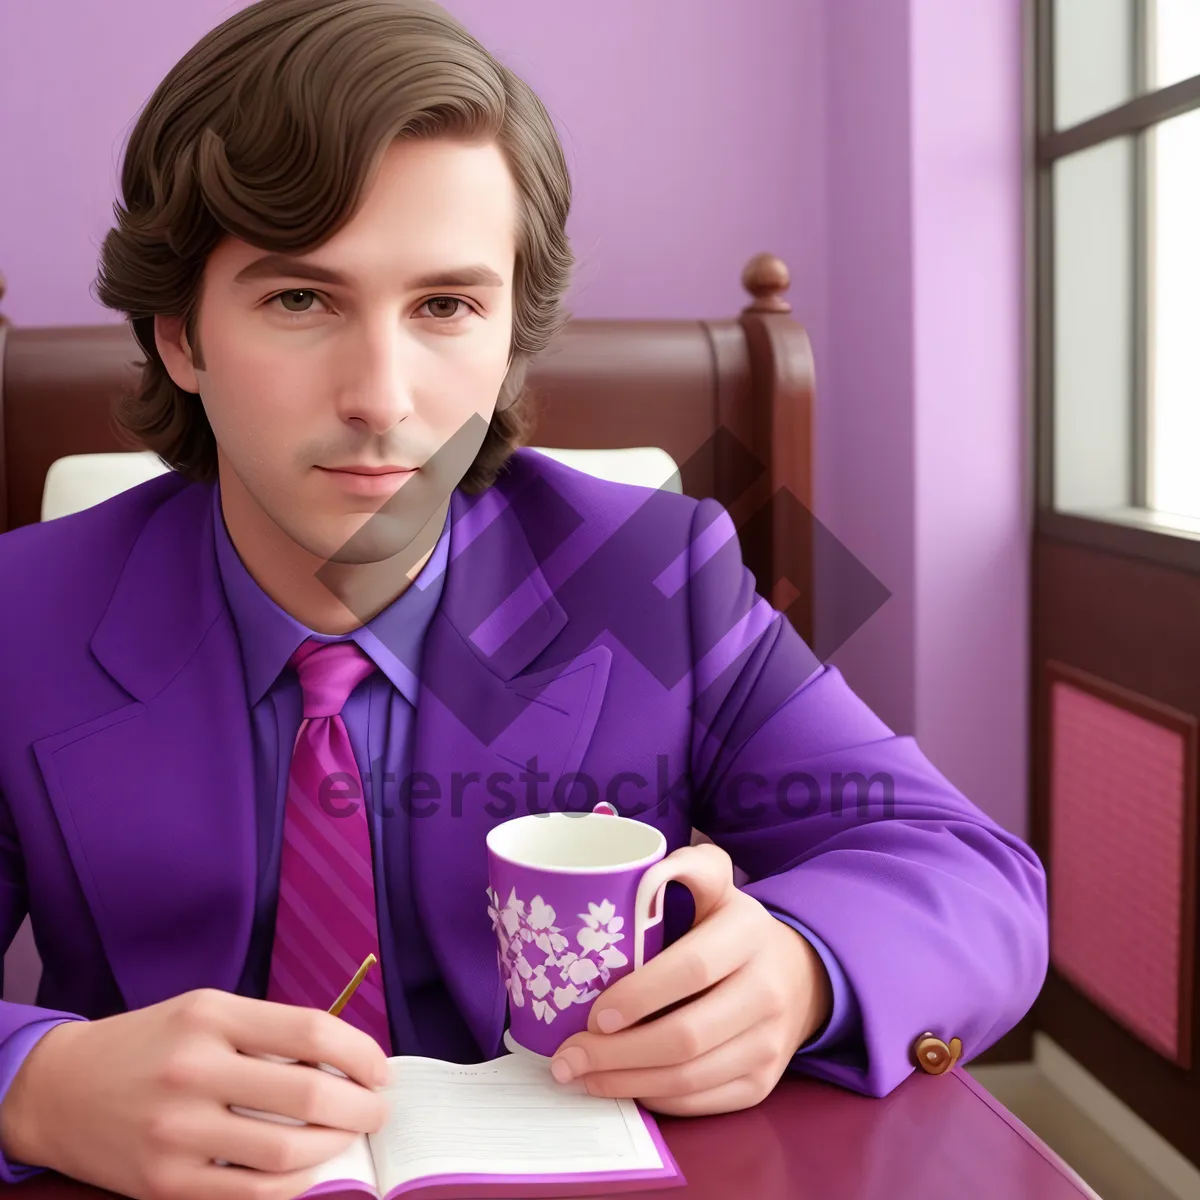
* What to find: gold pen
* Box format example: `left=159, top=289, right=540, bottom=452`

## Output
left=329, top=952, right=377, bottom=1016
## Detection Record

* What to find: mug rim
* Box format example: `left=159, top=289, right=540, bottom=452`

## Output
left=486, top=811, right=666, bottom=874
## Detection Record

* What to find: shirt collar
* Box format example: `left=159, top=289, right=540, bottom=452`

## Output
left=211, top=482, right=452, bottom=707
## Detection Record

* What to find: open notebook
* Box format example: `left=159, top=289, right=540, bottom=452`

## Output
left=264, top=1052, right=685, bottom=1198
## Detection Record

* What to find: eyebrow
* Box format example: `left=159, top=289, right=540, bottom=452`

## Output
left=232, top=253, right=504, bottom=289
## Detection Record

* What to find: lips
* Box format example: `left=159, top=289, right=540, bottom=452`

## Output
left=316, top=465, right=417, bottom=496
left=319, top=465, right=415, bottom=475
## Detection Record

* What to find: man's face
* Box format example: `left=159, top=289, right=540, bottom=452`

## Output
left=158, top=136, right=517, bottom=566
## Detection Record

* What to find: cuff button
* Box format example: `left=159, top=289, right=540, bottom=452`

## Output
left=913, top=1032, right=962, bottom=1075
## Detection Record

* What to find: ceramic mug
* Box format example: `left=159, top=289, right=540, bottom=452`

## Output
left=486, top=805, right=686, bottom=1060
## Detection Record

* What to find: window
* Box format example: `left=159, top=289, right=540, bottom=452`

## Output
left=1146, top=104, right=1200, bottom=521
left=1039, top=0, right=1200, bottom=532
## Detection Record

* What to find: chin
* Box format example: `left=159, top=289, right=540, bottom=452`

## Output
left=304, top=516, right=421, bottom=567
left=322, top=538, right=407, bottom=566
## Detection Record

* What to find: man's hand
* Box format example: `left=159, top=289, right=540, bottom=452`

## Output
left=548, top=842, right=832, bottom=1117
left=0, top=988, right=391, bottom=1200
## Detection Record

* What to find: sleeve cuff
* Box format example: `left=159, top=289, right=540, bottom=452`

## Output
left=0, top=1017, right=84, bottom=1181
left=768, top=912, right=863, bottom=1058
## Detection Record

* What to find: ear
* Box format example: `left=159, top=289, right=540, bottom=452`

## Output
left=154, top=314, right=201, bottom=394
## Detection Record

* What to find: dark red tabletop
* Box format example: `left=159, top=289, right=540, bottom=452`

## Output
left=642, top=1066, right=1099, bottom=1200
left=0, top=1067, right=1098, bottom=1199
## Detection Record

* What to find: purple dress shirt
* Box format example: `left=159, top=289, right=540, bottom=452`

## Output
left=0, top=483, right=862, bottom=1181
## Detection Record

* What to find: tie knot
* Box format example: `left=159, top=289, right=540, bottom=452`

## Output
left=289, top=639, right=377, bottom=718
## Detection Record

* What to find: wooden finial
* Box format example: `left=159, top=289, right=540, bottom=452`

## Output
left=741, top=252, right=791, bottom=314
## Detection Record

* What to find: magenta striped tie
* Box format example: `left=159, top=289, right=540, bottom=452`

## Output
left=265, top=638, right=392, bottom=1054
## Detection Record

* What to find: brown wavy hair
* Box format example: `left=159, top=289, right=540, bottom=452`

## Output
left=95, top=0, right=573, bottom=493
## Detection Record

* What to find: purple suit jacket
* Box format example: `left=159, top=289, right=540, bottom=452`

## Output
left=0, top=447, right=1047, bottom=1098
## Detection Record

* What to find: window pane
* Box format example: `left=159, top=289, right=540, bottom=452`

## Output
left=1053, top=139, right=1135, bottom=512
left=1150, top=0, right=1200, bottom=89
left=1054, top=0, right=1135, bottom=128
left=1147, top=108, right=1200, bottom=520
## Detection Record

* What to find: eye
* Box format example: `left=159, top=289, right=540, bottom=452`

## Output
left=418, top=296, right=475, bottom=320
left=268, top=289, right=326, bottom=315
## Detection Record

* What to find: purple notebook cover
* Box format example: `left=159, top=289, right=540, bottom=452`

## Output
left=301, top=1105, right=685, bottom=1200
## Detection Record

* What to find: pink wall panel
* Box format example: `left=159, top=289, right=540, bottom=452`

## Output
left=1048, top=675, right=1192, bottom=1064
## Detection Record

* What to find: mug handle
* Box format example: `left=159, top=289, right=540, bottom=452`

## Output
left=632, top=855, right=699, bottom=969
left=595, top=802, right=685, bottom=970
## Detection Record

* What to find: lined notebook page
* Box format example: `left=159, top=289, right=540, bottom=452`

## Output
left=371, top=1054, right=663, bottom=1195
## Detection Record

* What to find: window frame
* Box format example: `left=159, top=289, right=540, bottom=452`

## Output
left=1035, top=0, right=1200, bottom=574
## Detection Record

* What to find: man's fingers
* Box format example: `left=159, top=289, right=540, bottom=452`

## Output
left=177, top=1158, right=322, bottom=1200
left=638, top=1072, right=766, bottom=1118
left=284, top=1011, right=390, bottom=1091
left=656, top=842, right=737, bottom=924
left=564, top=961, right=764, bottom=1076
left=587, top=886, right=752, bottom=1035
left=197, top=991, right=389, bottom=1090
left=583, top=1024, right=773, bottom=1102
left=213, top=1109, right=360, bottom=1175
left=154, top=1103, right=357, bottom=1175
left=221, top=1055, right=390, bottom=1135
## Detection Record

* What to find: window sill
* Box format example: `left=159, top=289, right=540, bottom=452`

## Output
left=1038, top=506, right=1200, bottom=576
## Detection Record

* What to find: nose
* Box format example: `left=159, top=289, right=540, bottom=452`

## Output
left=337, top=321, right=416, bottom=434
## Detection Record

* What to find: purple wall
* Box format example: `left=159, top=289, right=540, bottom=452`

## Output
left=821, top=0, right=1027, bottom=838
left=0, top=1, right=1027, bottom=1008
left=821, top=0, right=917, bottom=744
left=910, top=0, right=1028, bottom=835
left=0, top=0, right=828, bottom=354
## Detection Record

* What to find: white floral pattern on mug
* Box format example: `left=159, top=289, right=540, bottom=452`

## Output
left=486, top=886, right=631, bottom=1025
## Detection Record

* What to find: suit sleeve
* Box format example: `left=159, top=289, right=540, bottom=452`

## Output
left=0, top=789, right=88, bottom=1177
left=684, top=499, right=1048, bottom=1097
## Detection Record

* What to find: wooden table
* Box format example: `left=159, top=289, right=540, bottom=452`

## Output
left=0, top=1067, right=1100, bottom=1199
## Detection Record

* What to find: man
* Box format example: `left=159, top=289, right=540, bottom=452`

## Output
left=0, top=0, right=1048, bottom=1197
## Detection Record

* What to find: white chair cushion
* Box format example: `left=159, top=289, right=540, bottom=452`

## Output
left=41, top=445, right=682, bottom=522
left=41, top=451, right=172, bottom=522
left=527, top=446, right=682, bottom=493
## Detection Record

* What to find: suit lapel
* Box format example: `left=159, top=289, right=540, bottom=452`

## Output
left=34, top=481, right=258, bottom=1012
left=410, top=479, right=611, bottom=1058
